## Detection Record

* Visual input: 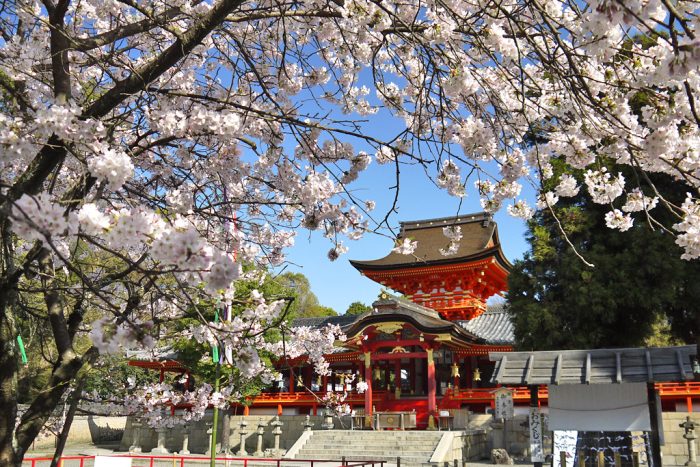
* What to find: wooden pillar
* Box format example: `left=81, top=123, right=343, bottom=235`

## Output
left=411, top=358, right=417, bottom=395
left=530, top=386, right=543, bottom=467
left=688, top=396, right=694, bottom=413
left=159, top=368, right=165, bottom=383
left=304, top=365, right=312, bottom=389
left=452, top=357, right=461, bottom=390
left=351, top=363, right=357, bottom=391
left=322, top=374, right=328, bottom=392
left=427, top=348, right=437, bottom=429
left=277, top=404, right=282, bottom=416
left=384, top=361, right=390, bottom=389
left=364, top=352, right=373, bottom=426
left=289, top=370, right=295, bottom=393
left=394, top=359, right=402, bottom=396
left=647, top=383, right=663, bottom=467
left=244, top=405, right=250, bottom=416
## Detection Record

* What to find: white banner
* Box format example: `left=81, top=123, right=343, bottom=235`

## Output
left=529, top=407, right=546, bottom=462
left=553, top=430, right=578, bottom=467
left=549, top=383, right=650, bottom=432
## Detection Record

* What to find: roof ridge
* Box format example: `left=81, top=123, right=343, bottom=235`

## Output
left=399, top=213, right=492, bottom=232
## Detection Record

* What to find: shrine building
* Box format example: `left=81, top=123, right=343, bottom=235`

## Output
left=248, top=213, right=515, bottom=428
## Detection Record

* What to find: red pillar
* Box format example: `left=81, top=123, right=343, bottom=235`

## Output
left=453, top=357, right=461, bottom=390
left=364, top=352, right=373, bottom=421
left=427, top=348, right=437, bottom=428
left=289, top=370, right=295, bottom=393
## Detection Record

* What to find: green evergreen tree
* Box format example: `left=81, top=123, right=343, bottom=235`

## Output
left=345, top=301, right=372, bottom=315
left=507, top=165, right=700, bottom=350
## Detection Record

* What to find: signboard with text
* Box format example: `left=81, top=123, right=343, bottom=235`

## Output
left=529, top=407, right=546, bottom=463
left=494, top=388, right=514, bottom=420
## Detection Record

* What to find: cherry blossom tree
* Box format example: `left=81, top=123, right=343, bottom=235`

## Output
left=0, top=0, right=699, bottom=464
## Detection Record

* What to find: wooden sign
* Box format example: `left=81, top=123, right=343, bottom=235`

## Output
left=494, top=388, right=514, bottom=420
left=529, top=407, right=545, bottom=463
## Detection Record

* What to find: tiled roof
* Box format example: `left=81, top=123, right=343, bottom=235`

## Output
left=350, top=212, right=511, bottom=270
left=490, top=345, right=696, bottom=385
left=291, top=315, right=359, bottom=328
left=126, top=346, right=180, bottom=361
left=343, top=298, right=479, bottom=340
left=458, top=301, right=514, bottom=345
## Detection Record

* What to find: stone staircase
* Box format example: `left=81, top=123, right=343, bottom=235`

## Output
left=285, top=430, right=446, bottom=465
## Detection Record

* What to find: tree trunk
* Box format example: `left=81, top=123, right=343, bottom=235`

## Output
left=0, top=262, right=20, bottom=466
left=50, top=377, right=85, bottom=467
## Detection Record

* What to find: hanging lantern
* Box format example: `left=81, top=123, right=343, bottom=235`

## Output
left=451, top=362, right=460, bottom=378
left=296, top=371, right=304, bottom=387
left=473, top=368, right=481, bottom=382
left=419, top=333, right=425, bottom=342
left=373, top=367, right=381, bottom=380
left=316, top=376, right=322, bottom=387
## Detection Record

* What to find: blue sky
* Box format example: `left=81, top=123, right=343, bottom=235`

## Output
left=282, top=155, right=533, bottom=314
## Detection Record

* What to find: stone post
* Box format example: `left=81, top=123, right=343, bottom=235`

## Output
left=322, top=409, right=334, bottom=430
left=237, top=419, right=249, bottom=456
left=302, top=414, right=314, bottom=432
left=152, top=425, right=170, bottom=454
left=254, top=417, right=267, bottom=456
left=680, top=416, right=698, bottom=467
left=205, top=423, right=220, bottom=456
left=271, top=415, right=284, bottom=455
left=179, top=424, right=191, bottom=455
left=221, top=409, right=231, bottom=454
left=128, top=418, right=143, bottom=453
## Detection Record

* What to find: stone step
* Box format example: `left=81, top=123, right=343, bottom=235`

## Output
left=298, top=448, right=434, bottom=455
left=314, top=430, right=442, bottom=438
left=298, top=448, right=435, bottom=455
left=296, top=453, right=433, bottom=463
left=301, top=443, right=437, bottom=451
left=307, top=438, right=440, bottom=444
left=310, top=433, right=442, bottom=440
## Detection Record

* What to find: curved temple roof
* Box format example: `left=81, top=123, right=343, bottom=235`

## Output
left=291, top=298, right=515, bottom=347
left=350, top=212, right=512, bottom=271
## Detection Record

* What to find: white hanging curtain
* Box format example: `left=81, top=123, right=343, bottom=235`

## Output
left=548, top=383, right=651, bottom=431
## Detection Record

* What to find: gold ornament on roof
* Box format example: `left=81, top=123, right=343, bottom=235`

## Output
left=374, top=322, right=403, bottom=334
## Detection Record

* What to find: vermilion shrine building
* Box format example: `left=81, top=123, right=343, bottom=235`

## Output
left=250, top=213, right=523, bottom=427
